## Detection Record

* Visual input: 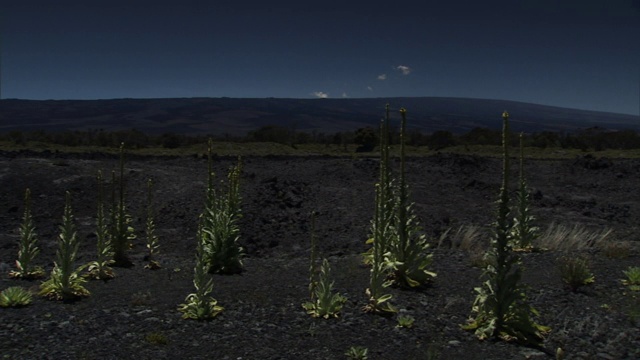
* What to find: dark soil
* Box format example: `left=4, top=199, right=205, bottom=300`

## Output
left=0, top=151, right=638, bottom=360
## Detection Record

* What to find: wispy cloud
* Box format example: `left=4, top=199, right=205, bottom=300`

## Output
left=367, top=86, right=373, bottom=92
left=312, top=91, right=328, bottom=98
left=395, top=65, right=412, bottom=75
left=341, top=92, right=348, bottom=98
left=377, top=74, right=387, bottom=80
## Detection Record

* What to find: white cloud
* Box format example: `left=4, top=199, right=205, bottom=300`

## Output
left=396, top=65, right=412, bottom=75
left=377, top=74, right=387, bottom=80
left=367, top=86, right=373, bottom=91
left=341, top=92, right=348, bottom=98
left=312, top=91, right=328, bottom=98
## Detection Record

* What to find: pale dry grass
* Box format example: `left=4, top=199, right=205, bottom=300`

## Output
left=438, top=224, right=489, bottom=267
left=535, top=223, right=613, bottom=251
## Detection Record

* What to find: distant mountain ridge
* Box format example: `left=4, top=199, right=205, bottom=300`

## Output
left=0, top=97, right=638, bottom=135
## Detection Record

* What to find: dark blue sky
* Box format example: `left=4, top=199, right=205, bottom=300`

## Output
left=2, top=0, right=640, bottom=115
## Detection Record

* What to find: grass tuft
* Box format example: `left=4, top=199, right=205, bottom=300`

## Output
left=558, top=256, right=595, bottom=292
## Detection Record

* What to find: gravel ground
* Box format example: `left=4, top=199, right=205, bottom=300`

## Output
left=0, top=150, right=639, bottom=359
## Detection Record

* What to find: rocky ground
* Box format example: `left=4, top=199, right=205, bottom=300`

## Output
left=0, top=150, right=638, bottom=359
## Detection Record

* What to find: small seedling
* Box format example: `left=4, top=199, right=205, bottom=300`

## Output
left=131, top=290, right=152, bottom=306
left=622, top=266, right=640, bottom=291
left=0, top=286, right=33, bottom=307
left=145, top=331, right=168, bottom=345
left=345, top=346, right=368, bottom=360
left=559, top=256, right=595, bottom=292
left=396, top=315, right=415, bottom=328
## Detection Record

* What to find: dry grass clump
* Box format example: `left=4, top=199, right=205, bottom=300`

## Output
left=535, top=223, right=612, bottom=251
left=602, top=240, right=632, bottom=259
left=438, top=224, right=490, bottom=267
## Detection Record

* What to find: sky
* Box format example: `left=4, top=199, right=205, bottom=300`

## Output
left=1, top=0, right=640, bottom=115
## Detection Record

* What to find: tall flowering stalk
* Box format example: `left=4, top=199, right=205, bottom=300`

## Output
left=10, top=188, right=44, bottom=279
left=86, top=170, right=115, bottom=280
left=303, top=212, right=346, bottom=318
left=463, top=111, right=549, bottom=344
left=511, top=133, right=539, bottom=251
left=200, top=139, right=243, bottom=274
left=363, top=104, right=396, bottom=315
left=144, top=179, right=161, bottom=269
left=386, top=108, right=436, bottom=288
left=111, top=143, right=136, bottom=267
left=178, top=223, right=223, bottom=320
left=40, top=192, right=90, bottom=301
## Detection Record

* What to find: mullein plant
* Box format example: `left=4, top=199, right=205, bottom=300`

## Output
left=363, top=105, right=397, bottom=315
left=510, top=133, right=539, bottom=251
left=85, top=171, right=115, bottom=280
left=9, top=188, right=45, bottom=279
left=303, top=212, right=347, bottom=318
left=110, top=143, right=136, bottom=267
left=39, top=191, right=90, bottom=301
left=144, top=179, right=161, bottom=269
left=386, top=108, right=436, bottom=288
left=0, top=286, right=33, bottom=308
left=178, top=223, right=223, bottom=320
left=200, top=139, right=243, bottom=274
left=462, top=111, right=549, bottom=345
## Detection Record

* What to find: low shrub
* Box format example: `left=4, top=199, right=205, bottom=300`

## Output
left=622, top=266, right=640, bottom=291
left=0, top=286, right=33, bottom=308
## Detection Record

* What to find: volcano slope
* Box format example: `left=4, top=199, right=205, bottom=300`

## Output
left=0, top=151, right=638, bottom=359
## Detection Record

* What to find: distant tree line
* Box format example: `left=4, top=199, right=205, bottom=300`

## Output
left=3, top=125, right=640, bottom=152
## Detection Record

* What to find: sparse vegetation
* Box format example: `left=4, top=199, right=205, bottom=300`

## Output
left=9, top=188, right=45, bottom=279
left=110, top=143, right=136, bottom=267
left=145, top=331, right=168, bottom=345
left=3, top=105, right=640, bottom=358
left=345, top=346, right=368, bottom=360
left=396, top=315, right=415, bottom=328
left=144, top=179, right=161, bottom=270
